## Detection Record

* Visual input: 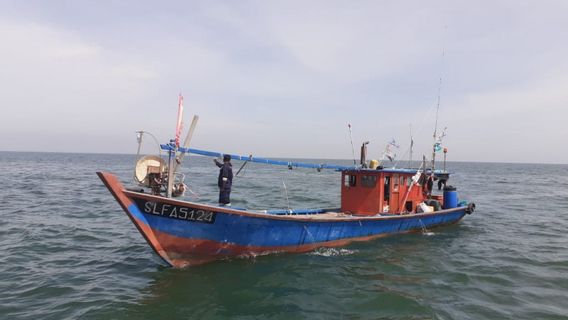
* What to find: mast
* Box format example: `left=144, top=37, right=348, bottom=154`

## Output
left=432, top=75, right=441, bottom=173
left=166, top=141, right=175, bottom=198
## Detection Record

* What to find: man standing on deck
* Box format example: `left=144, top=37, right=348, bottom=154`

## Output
left=214, top=154, right=233, bottom=206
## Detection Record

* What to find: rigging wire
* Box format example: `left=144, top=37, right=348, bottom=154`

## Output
left=391, top=103, right=438, bottom=168
left=134, top=130, right=164, bottom=184
left=135, top=130, right=163, bottom=158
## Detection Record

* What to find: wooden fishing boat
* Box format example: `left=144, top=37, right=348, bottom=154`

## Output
left=98, top=152, right=474, bottom=268
left=98, top=97, right=475, bottom=267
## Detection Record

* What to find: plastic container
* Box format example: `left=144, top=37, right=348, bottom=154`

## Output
left=369, top=159, right=379, bottom=169
left=443, top=186, right=459, bottom=209
left=418, top=202, right=434, bottom=213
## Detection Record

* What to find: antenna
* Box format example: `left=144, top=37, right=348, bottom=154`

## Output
left=348, top=124, right=356, bottom=166
left=409, top=124, right=414, bottom=169
left=434, top=66, right=442, bottom=139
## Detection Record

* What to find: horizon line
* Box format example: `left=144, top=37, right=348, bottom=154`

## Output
left=0, top=149, right=566, bottom=166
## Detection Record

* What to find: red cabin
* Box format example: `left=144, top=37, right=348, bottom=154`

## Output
left=340, top=169, right=432, bottom=216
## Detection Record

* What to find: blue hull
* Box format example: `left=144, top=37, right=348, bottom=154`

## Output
left=98, top=172, right=472, bottom=267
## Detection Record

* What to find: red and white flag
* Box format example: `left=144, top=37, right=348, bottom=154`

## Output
left=175, top=94, right=184, bottom=148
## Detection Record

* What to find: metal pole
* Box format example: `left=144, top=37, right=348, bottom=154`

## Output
left=432, top=146, right=436, bottom=173
left=443, top=148, right=447, bottom=172
left=134, top=131, right=144, bottom=183
left=167, top=142, right=175, bottom=198
left=236, top=154, right=252, bottom=177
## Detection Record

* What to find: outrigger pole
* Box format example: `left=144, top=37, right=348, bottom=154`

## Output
left=173, top=115, right=199, bottom=173
left=160, top=146, right=356, bottom=171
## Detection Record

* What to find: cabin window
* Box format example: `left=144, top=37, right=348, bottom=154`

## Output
left=405, top=201, right=413, bottom=212
left=384, top=177, right=390, bottom=201
left=407, top=177, right=413, bottom=187
left=344, top=174, right=356, bottom=187
left=393, top=175, right=399, bottom=191
left=361, top=175, right=377, bottom=188
left=400, top=176, right=405, bottom=189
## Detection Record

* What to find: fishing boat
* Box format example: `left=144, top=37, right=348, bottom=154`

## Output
left=98, top=98, right=475, bottom=268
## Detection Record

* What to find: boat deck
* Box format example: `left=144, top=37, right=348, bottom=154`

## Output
left=248, top=209, right=433, bottom=220
left=251, top=211, right=348, bottom=219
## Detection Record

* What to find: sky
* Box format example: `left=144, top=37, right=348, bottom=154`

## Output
left=0, top=0, right=567, bottom=164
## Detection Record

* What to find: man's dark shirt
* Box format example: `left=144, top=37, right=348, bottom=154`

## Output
left=215, top=160, right=233, bottom=190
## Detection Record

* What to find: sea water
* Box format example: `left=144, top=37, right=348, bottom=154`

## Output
left=0, top=152, right=567, bottom=319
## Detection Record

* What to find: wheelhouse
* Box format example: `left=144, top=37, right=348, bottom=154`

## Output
left=340, top=169, right=431, bottom=215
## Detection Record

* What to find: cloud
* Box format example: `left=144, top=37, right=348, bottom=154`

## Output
left=0, top=22, right=156, bottom=116
left=442, top=71, right=568, bottom=163
left=258, top=2, right=444, bottom=82
left=0, top=20, right=161, bottom=152
left=0, top=1, right=567, bottom=163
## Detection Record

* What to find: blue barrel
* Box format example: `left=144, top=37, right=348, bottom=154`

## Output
left=443, top=186, right=459, bottom=209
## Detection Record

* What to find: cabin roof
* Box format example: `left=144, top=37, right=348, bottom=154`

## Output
left=340, top=168, right=451, bottom=176
left=340, top=168, right=418, bottom=174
